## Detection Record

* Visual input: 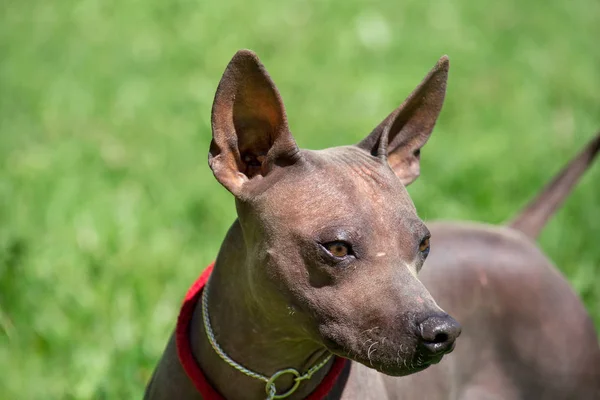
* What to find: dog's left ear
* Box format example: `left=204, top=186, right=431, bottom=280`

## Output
left=358, top=56, right=449, bottom=186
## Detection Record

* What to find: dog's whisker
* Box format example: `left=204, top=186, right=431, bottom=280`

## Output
left=367, top=341, right=379, bottom=365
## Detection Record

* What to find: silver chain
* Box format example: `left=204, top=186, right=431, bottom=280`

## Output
left=201, top=276, right=333, bottom=400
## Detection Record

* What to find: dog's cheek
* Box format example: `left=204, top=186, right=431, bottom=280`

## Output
left=315, top=320, right=357, bottom=355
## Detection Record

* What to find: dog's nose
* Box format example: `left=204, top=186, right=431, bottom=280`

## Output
left=417, top=314, right=461, bottom=356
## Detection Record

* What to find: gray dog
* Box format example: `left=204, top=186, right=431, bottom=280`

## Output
left=145, top=50, right=600, bottom=400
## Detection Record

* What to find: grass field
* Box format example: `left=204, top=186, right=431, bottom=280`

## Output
left=1, top=0, right=599, bottom=398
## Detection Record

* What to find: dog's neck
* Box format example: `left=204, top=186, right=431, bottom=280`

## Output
left=189, top=221, right=334, bottom=400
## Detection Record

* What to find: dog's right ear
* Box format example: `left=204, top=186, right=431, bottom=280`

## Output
left=209, top=50, right=300, bottom=197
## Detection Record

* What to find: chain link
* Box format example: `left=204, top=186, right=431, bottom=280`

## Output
left=201, top=276, right=333, bottom=400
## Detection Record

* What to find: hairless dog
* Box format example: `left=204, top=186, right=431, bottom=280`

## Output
left=144, top=50, right=600, bottom=400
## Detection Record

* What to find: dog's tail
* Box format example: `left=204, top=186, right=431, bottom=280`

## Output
left=508, top=132, right=600, bottom=239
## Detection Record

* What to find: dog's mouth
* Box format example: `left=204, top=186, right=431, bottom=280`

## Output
left=322, top=337, right=450, bottom=377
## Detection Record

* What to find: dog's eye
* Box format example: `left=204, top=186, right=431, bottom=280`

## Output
left=324, top=241, right=351, bottom=258
left=419, top=236, right=430, bottom=257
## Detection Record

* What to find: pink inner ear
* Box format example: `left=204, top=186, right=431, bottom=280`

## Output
left=229, top=80, right=286, bottom=179
left=210, top=50, right=300, bottom=195
left=234, top=81, right=283, bottom=128
left=235, top=120, right=273, bottom=178
left=388, top=150, right=421, bottom=186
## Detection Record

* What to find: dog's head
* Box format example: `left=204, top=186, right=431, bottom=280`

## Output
left=208, top=50, right=460, bottom=375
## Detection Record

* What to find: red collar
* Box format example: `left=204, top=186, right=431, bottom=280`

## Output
left=176, top=263, right=348, bottom=399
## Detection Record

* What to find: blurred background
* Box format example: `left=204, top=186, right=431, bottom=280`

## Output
left=1, top=0, right=599, bottom=398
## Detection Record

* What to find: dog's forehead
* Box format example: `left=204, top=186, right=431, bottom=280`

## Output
left=255, top=146, right=417, bottom=225
left=304, top=146, right=402, bottom=193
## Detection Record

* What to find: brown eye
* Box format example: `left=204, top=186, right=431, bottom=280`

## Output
left=325, top=241, right=350, bottom=258
left=419, top=237, right=431, bottom=257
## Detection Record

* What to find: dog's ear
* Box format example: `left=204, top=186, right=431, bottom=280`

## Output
left=358, top=56, right=449, bottom=186
left=209, top=50, right=300, bottom=196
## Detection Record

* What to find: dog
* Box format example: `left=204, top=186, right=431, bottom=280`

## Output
left=144, top=50, right=600, bottom=399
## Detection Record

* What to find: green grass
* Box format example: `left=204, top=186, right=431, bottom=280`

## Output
left=1, top=0, right=599, bottom=398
